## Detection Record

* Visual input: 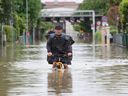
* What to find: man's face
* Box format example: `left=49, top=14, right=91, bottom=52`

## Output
left=55, top=29, right=62, bottom=36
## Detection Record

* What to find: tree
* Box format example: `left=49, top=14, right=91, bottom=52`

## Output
left=79, top=0, right=122, bottom=15
left=1, top=0, right=12, bottom=24
left=79, top=0, right=109, bottom=15
left=0, top=0, right=42, bottom=42
left=28, top=0, right=41, bottom=32
left=11, top=0, right=41, bottom=32
left=119, top=0, right=128, bottom=23
left=107, top=6, right=119, bottom=25
left=119, top=0, right=128, bottom=32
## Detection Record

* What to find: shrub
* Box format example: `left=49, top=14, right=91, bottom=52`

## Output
left=119, top=0, right=128, bottom=23
left=40, top=21, right=54, bottom=32
left=3, top=25, right=14, bottom=42
left=95, top=31, right=102, bottom=44
left=110, top=25, right=118, bottom=33
left=73, top=24, right=81, bottom=32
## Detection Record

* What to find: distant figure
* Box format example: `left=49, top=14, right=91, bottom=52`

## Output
left=3, top=33, right=6, bottom=46
left=45, top=29, right=55, bottom=39
left=109, top=33, right=113, bottom=43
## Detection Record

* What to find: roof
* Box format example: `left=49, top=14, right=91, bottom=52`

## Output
left=43, top=2, right=79, bottom=9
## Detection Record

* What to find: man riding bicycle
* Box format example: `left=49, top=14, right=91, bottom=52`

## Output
left=46, top=25, right=74, bottom=69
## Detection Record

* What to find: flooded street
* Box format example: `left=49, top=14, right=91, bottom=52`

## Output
left=0, top=43, right=128, bottom=96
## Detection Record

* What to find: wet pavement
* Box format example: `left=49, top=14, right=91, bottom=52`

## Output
left=0, top=43, right=128, bottom=96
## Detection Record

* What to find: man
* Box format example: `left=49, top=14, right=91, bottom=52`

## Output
left=47, top=25, right=74, bottom=69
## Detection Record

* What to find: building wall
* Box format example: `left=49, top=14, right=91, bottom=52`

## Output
left=43, top=2, right=79, bottom=9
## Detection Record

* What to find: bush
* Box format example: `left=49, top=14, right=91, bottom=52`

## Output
left=95, top=31, right=102, bottom=44
left=73, top=24, right=81, bottom=32
left=3, top=25, right=15, bottom=42
left=110, top=25, right=118, bottom=33
left=119, top=0, right=128, bottom=23
left=40, top=21, right=54, bottom=32
left=14, top=14, right=26, bottom=38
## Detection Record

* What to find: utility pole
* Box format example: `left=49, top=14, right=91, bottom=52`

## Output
left=1, top=23, right=4, bottom=47
left=10, top=1, right=14, bottom=47
left=1, top=23, right=4, bottom=56
left=92, top=11, right=96, bottom=59
left=92, top=11, right=96, bottom=45
left=26, top=0, right=28, bottom=45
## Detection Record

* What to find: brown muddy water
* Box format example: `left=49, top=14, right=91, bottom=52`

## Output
left=0, top=43, right=128, bottom=96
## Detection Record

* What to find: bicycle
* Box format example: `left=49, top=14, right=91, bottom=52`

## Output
left=52, top=54, right=68, bottom=70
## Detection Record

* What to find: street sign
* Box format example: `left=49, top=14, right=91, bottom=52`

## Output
left=102, top=16, right=108, bottom=22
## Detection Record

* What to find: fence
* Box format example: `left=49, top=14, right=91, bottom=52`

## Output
left=113, top=33, right=128, bottom=48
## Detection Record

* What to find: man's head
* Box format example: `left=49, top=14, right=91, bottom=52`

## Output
left=54, top=25, right=63, bottom=36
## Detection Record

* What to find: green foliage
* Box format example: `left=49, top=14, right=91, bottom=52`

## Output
left=109, top=0, right=122, bottom=5
left=12, top=0, right=42, bottom=31
left=110, top=25, right=118, bottom=33
left=0, top=0, right=42, bottom=42
left=73, top=24, right=81, bottom=31
left=0, top=0, right=12, bottom=24
left=40, top=21, right=54, bottom=32
left=95, top=31, right=102, bottom=44
left=119, top=0, right=128, bottom=23
left=80, top=21, right=91, bottom=32
left=79, top=0, right=109, bottom=15
left=79, top=0, right=122, bottom=15
left=73, top=20, right=91, bottom=33
left=28, top=0, right=41, bottom=30
left=13, top=14, right=26, bottom=38
left=119, top=0, right=128, bottom=33
left=3, top=25, right=14, bottom=42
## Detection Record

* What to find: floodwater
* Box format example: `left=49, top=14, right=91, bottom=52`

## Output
left=0, top=42, right=128, bottom=96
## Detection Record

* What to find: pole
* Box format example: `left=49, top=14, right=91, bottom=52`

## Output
left=106, top=26, right=110, bottom=46
left=26, top=0, right=28, bottom=45
left=10, top=20, right=13, bottom=46
left=33, top=27, right=35, bottom=44
left=1, top=23, right=4, bottom=56
left=92, top=11, right=96, bottom=59
left=101, top=26, right=105, bottom=45
left=92, top=11, right=95, bottom=45
left=10, top=1, right=14, bottom=47
left=1, top=23, right=3, bottom=47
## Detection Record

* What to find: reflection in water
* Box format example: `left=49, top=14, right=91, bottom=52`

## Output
left=0, top=63, right=9, bottom=96
left=0, top=43, right=128, bottom=96
left=0, top=46, right=7, bottom=57
left=94, top=65, right=128, bottom=95
left=48, top=69, right=72, bottom=95
left=94, top=45, right=128, bottom=60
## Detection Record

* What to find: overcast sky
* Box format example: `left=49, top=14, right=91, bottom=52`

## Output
left=41, top=0, right=83, bottom=3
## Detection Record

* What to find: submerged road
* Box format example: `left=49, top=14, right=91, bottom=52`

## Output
left=0, top=42, right=128, bottom=96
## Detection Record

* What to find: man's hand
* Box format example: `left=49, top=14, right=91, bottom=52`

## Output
left=47, top=52, right=52, bottom=56
left=68, top=52, right=72, bottom=56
